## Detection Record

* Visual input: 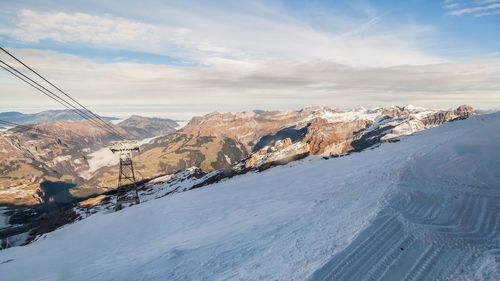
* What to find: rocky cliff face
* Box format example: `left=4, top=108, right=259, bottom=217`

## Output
left=302, top=118, right=371, bottom=155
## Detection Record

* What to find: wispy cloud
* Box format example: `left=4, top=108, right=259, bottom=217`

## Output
left=444, top=0, right=500, bottom=17
left=0, top=9, right=188, bottom=55
left=0, top=4, right=441, bottom=67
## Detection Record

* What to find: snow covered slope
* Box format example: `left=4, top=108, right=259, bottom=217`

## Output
left=0, top=113, right=499, bottom=281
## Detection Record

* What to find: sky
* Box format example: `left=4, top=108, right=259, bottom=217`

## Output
left=0, top=0, right=499, bottom=119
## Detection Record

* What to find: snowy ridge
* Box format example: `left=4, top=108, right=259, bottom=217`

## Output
left=303, top=105, right=437, bottom=124
left=1, top=113, right=498, bottom=280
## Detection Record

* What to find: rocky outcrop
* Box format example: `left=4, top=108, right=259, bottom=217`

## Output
left=422, top=104, right=476, bottom=126
left=244, top=138, right=310, bottom=170
left=302, top=118, right=371, bottom=155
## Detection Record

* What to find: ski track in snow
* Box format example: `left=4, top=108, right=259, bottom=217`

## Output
left=310, top=114, right=500, bottom=281
left=0, top=113, right=499, bottom=281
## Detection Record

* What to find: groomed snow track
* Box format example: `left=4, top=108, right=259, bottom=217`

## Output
left=311, top=114, right=500, bottom=281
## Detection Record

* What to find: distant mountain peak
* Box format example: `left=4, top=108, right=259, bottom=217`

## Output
left=0, top=109, right=118, bottom=125
left=253, top=109, right=268, bottom=115
left=403, top=104, right=426, bottom=111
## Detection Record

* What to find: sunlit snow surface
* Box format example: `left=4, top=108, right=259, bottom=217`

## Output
left=1, top=113, right=499, bottom=281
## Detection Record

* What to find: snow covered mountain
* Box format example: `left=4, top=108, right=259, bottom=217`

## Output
left=0, top=111, right=498, bottom=280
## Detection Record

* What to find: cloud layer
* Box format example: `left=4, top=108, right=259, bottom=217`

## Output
left=1, top=49, right=499, bottom=119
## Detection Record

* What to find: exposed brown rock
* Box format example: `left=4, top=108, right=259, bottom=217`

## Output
left=303, top=118, right=371, bottom=155
left=181, top=111, right=308, bottom=149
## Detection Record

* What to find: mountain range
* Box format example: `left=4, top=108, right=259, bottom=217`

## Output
left=0, top=104, right=477, bottom=246
left=1, top=108, right=498, bottom=281
left=0, top=110, right=119, bottom=125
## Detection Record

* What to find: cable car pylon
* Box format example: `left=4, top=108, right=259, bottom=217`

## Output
left=110, top=141, right=140, bottom=210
